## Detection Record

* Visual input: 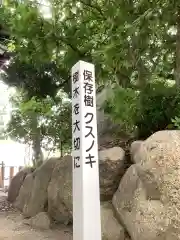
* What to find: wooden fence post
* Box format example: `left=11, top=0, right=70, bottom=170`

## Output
left=9, top=166, right=14, bottom=184
left=1, top=161, right=4, bottom=188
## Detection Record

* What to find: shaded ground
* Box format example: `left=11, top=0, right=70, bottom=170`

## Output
left=0, top=192, right=72, bottom=240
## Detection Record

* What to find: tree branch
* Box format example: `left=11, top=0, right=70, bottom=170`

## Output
left=78, top=0, right=105, bottom=19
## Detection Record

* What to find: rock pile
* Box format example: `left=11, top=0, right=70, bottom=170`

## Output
left=7, top=130, right=180, bottom=240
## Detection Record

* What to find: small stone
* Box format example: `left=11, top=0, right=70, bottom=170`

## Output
left=30, top=212, right=51, bottom=230
left=23, top=219, right=31, bottom=226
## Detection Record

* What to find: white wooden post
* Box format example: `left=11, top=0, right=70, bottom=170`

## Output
left=71, top=60, right=101, bottom=240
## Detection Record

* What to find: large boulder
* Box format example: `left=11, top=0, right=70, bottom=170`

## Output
left=48, top=155, right=72, bottom=224
left=99, top=147, right=126, bottom=200
left=113, top=165, right=165, bottom=240
left=8, top=167, right=33, bottom=203
left=48, top=147, right=126, bottom=223
left=130, top=141, right=143, bottom=164
left=101, top=202, right=125, bottom=240
left=14, top=158, right=57, bottom=217
left=13, top=173, right=33, bottom=212
left=113, top=130, right=180, bottom=240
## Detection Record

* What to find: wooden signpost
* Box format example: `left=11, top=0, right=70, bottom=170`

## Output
left=71, top=61, right=101, bottom=240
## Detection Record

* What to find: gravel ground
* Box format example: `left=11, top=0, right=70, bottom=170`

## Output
left=0, top=193, right=73, bottom=240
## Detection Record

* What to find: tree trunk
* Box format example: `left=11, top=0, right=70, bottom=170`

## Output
left=32, top=132, right=43, bottom=166
left=137, top=58, right=148, bottom=89
left=60, top=140, right=63, bottom=157
left=115, top=71, right=131, bottom=88
left=175, top=6, right=180, bottom=87
left=31, top=115, right=43, bottom=167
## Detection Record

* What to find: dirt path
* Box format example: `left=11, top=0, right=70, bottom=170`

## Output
left=0, top=192, right=72, bottom=240
left=0, top=212, right=73, bottom=240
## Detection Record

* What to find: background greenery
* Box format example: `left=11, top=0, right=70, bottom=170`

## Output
left=1, top=0, right=180, bottom=165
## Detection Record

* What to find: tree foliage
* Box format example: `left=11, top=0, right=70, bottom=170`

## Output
left=0, top=0, right=179, bottom=97
left=1, top=0, right=180, bottom=146
left=5, top=90, right=71, bottom=163
left=103, top=79, right=180, bottom=139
